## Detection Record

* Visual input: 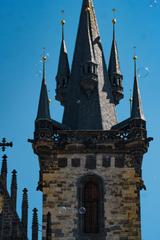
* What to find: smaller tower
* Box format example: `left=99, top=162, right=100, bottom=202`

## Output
left=32, top=208, right=38, bottom=240
left=108, top=12, right=123, bottom=105
left=11, top=169, right=17, bottom=211
left=34, top=50, right=53, bottom=142
left=21, top=188, right=28, bottom=239
left=1, top=155, right=7, bottom=189
left=55, top=18, right=70, bottom=105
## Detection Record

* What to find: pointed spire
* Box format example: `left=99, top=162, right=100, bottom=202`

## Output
left=108, top=18, right=121, bottom=75
left=108, top=12, right=123, bottom=105
left=55, top=18, right=70, bottom=105
left=1, top=155, right=7, bottom=189
left=32, top=208, right=38, bottom=240
left=46, top=212, right=52, bottom=240
left=62, top=0, right=117, bottom=130
left=21, top=188, right=28, bottom=239
left=36, top=49, right=51, bottom=120
left=11, top=169, right=17, bottom=211
left=131, top=53, right=145, bottom=120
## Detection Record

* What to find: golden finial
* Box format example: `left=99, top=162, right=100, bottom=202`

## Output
left=133, top=46, right=138, bottom=61
left=61, top=10, right=65, bottom=40
left=42, top=48, right=47, bottom=80
left=42, top=47, right=47, bottom=62
left=112, top=19, right=117, bottom=25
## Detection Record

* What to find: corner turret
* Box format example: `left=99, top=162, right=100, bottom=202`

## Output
left=108, top=16, right=123, bottom=105
left=34, top=50, right=53, bottom=141
left=55, top=19, right=70, bottom=105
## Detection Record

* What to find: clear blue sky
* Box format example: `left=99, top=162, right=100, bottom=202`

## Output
left=0, top=0, right=159, bottom=239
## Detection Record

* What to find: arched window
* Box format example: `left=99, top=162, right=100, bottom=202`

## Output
left=78, top=175, right=105, bottom=239
left=84, top=181, right=99, bottom=233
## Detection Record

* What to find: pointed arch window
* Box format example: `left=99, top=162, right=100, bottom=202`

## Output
left=78, top=175, right=105, bottom=239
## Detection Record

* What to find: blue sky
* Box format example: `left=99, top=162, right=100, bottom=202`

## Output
left=0, top=0, right=160, bottom=239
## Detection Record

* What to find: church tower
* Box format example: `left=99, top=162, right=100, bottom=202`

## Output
left=32, top=0, right=152, bottom=239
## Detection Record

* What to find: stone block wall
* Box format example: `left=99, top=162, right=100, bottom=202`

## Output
left=41, top=152, right=141, bottom=240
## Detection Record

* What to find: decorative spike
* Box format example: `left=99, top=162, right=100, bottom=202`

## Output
left=1, top=155, right=8, bottom=189
left=32, top=208, right=38, bottom=240
left=21, top=188, right=28, bottom=239
left=131, top=54, right=145, bottom=120
left=11, top=169, right=17, bottom=211
left=36, top=50, right=51, bottom=120
left=108, top=16, right=123, bottom=105
left=55, top=17, right=70, bottom=105
left=46, top=212, right=52, bottom=240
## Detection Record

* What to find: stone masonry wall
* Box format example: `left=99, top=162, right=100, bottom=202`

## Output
left=41, top=152, right=141, bottom=240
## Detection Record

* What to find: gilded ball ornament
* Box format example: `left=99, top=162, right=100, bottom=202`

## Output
left=112, top=18, right=117, bottom=24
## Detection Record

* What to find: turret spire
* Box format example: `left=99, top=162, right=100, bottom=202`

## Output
left=11, top=169, right=17, bottom=211
left=32, top=208, right=38, bottom=240
left=131, top=53, right=145, bottom=120
left=21, top=188, right=28, bottom=239
left=36, top=50, right=51, bottom=120
left=55, top=17, right=70, bottom=105
left=108, top=11, right=123, bottom=105
left=1, top=154, right=7, bottom=189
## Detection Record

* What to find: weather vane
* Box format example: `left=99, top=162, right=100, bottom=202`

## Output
left=133, top=46, right=138, bottom=60
left=112, top=8, right=117, bottom=17
left=112, top=8, right=117, bottom=25
left=61, top=10, right=66, bottom=39
left=42, top=47, right=47, bottom=62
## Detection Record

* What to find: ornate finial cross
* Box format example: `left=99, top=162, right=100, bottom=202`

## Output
left=0, top=138, right=13, bottom=152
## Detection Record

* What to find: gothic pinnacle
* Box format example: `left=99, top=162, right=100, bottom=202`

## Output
left=36, top=49, right=51, bottom=120
left=131, top=52, right=145, bottom=120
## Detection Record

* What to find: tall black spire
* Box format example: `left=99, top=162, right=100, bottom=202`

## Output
left=108, top=16, right=123, bottom=105
left=131, top=55, right=145, bottom=120
left=1, top=155, right=7, bottom=189
left=36, top=50, right=51, bottom=120
left=32, top=208, right=38, bottom=240
left=11, top=169, right=17, bottom=211
left=21, top=188, right=28, bottom=239
left=55, top=19, right=70, bottom=105
left=62, top=0, right=117, bottom=130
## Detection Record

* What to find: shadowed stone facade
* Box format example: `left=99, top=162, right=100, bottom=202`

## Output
left=31, top=0, right=152, bottom=239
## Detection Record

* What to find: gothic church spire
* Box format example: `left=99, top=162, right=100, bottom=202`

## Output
left=62, top=0, right=117, bottom=130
